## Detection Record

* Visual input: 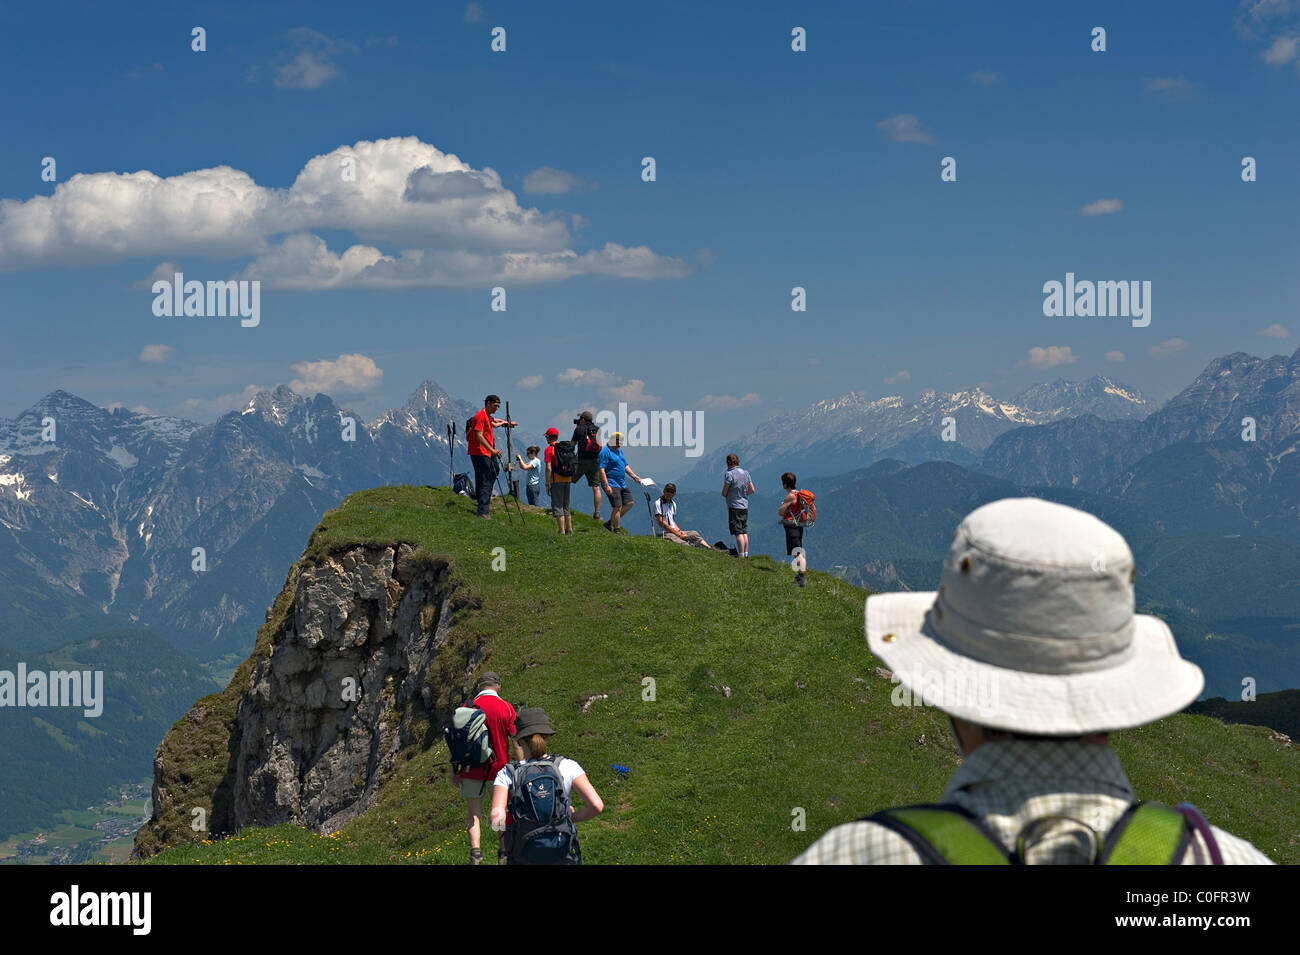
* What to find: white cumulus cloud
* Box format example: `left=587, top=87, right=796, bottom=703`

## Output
left=138, top=344, right=175, bottom=364
left=273, top=28, right=356, bottom=90
left=1081, top=198, right=1124, bottom=216
left=288, top=353, right=383, bottom=395
left=1026, top=346, right=1077, bottom=368
left=1147, top=337, right=1190, bottom=359
left=605, top=379, right=662, bottom=405
left=516, top=374, right=544, bottom=389
left=1144, top=76, right=1195, bottom=95
left=0, top=137, right=689, bottom=289
left=876, top=114, right=937, bottom=145
left=174, top=384, right=267, bottom=419
left=885, top=370, right=911, bottom=385
left=1257, top=322, right=1290, bottom=338
left=1105, top=350, right=1126, bottom=363
left=523, top=166, right=597, bottom=194
left=1261, top=34, right=1300, bottom=63
left=557, top=368, right=622, bottom=388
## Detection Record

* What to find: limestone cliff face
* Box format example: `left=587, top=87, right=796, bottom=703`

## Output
left=136, top=542, right=482, bottom=855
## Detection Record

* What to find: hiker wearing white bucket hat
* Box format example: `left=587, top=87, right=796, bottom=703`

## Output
left=794, top=498, right=1274, bottom=865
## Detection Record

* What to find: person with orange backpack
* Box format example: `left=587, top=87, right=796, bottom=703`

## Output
left=777, top=472, right=815, bottom=587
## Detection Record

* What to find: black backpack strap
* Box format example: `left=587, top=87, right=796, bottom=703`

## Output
left=863, top=803, right=1018, bottom=865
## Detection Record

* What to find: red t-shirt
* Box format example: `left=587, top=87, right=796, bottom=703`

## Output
left=544, top=444, right=570, bottom=483
left=468, top=409, right=494, bottom=456
left=460, top=691, right=516, bottom=781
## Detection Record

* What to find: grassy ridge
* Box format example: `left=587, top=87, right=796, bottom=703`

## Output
left=143, top=486, right=1298, bottom=864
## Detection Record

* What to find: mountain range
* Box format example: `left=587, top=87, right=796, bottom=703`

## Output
left=2, top=349, right=1297, bottom=673
left=681, top=375, right=1155, bottom=488
left=0, top=383, right=474, bottom=660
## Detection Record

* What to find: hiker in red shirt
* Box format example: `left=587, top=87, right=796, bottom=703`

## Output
left=468, top=395, right=517, bottom=518
left=543, top=427, right=573, bottom=534
left=451, top=671, right=517, bottom=864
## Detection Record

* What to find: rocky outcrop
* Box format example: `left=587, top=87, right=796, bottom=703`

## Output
left=135, top=542, right=483, bottom=855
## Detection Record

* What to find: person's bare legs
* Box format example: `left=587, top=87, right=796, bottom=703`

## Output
left=593, top=483, right=602, bottom=521
left=736, top=533, right=749, bottom=557
left=466, top=794, right=482, bottom=850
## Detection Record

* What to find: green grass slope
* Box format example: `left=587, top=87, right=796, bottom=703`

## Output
left=141, top=486, right=1298, bottom=864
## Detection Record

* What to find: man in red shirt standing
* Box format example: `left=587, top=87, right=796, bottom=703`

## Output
left=467, top=395, right=516, bottom=518
left=451, top=671, right=517, bottom=864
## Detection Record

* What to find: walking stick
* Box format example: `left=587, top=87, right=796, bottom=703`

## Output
left=503, top=400, right=524, bottom=519
left=491, top=454, right=517, bottom=524
left=447, top=422, right=456, bottom=488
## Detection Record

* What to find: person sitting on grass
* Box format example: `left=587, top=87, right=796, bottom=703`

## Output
left=653, top=483, right=710, bottom=548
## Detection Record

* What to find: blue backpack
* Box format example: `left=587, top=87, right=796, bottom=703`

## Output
left=506, top=755, right=581, bottom=865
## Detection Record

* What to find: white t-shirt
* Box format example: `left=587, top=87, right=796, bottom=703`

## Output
left=495, top=756, right=585, bottom=798
left=652, top=496, right=677, bottom=528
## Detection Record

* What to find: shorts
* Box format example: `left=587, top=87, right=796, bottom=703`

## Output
left=575, top=457, right=601, bottom=486
left=550, top=481, right=571, bottom=516
left=728, top=507, right=748, bottom=535
left=606, top=485, right=633, bottom=509
left=459, top=776, right=491, bottom=799
left=784, top=523, right=804, bottom=555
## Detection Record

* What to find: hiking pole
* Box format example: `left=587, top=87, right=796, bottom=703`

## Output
left=643, top=482, right=658, bottom=539
left=447, top=422, right=456, bottom=489
left=491, top=455, right=516, bottom=524
left=503, top=400, right=524, bottom=519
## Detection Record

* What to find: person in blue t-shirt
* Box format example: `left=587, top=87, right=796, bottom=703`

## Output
left=597, top=432, right=646, bottom=533
left=721, top=454, right=756, bottom=557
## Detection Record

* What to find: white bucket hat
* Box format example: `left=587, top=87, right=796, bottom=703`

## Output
left=866, top=498, right=1203, bottom=735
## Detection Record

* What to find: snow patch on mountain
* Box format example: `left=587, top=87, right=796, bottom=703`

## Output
left=107, top=444, right=138, bottom=469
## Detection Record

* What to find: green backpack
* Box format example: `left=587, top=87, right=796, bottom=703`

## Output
left=867, top=801, right=1224, bottom=865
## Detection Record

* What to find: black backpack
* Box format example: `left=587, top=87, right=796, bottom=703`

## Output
left=453, top=472, right=473, bottom=496
left=575, top=423, right=600, bottom=459
left=506, top=755, right=581, bottom=865
left=552, top=441, right=578, bottom=478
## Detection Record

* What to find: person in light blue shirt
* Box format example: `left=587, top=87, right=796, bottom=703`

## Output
left=722, top=454, right=755, bottom=557
left=597, top=432, right=645, bottom=533
left=516, top=446, right=543, bottom=506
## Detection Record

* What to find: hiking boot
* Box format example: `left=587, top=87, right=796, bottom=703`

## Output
left=470, top=847, right=483, bottom=865
left=796, top=571, right=807, bottom=588
left=604, top=519, right=613, bottom=532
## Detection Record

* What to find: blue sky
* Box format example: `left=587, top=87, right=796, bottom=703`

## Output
left=1, top=0, right=1297, bottom=480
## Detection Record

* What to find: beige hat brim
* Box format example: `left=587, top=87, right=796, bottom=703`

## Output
left=866, top=592, right=1204, bottom=735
